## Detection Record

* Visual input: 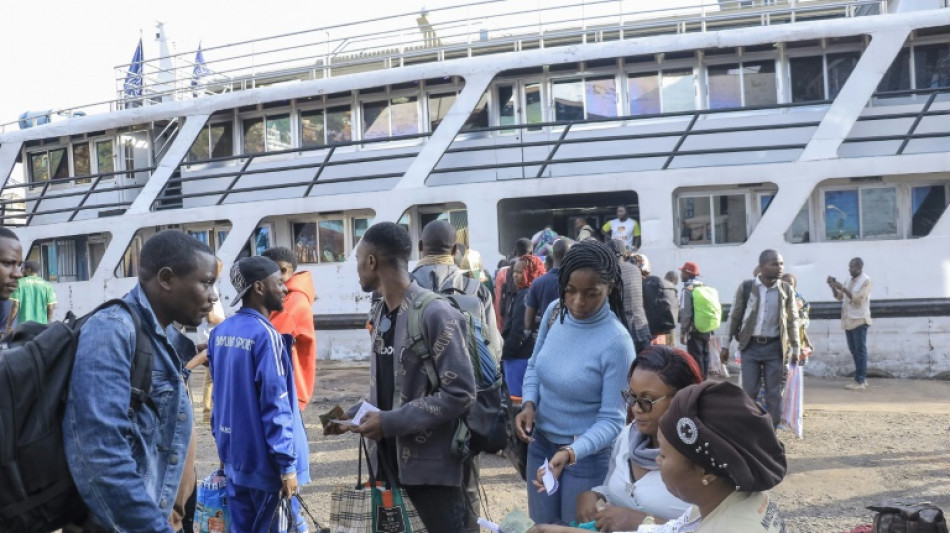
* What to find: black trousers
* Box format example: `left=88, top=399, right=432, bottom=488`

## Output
left=687, top=331, right=711, bottom=378
left=404, top=483, right=467, bottom=533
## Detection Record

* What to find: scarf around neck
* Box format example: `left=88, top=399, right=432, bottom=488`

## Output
left=416, top=254, right=456, bottom=267
left=628, top=425, right=660, bottom=471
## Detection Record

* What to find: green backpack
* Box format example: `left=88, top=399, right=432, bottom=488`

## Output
left=691, top=285, right=722, bottom=333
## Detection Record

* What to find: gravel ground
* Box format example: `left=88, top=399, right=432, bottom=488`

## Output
left=191, top=362, right=950, bottom=533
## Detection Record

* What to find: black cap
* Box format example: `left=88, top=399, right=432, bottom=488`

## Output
left=229, top=256, right=280, bottom=307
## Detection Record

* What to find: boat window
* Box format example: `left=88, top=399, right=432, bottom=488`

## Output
left=826, top=52, right=860, bottom=99
left=462, top=92, right=490, bottom=131
left=189, top=122, right=234, bottom=160
left=787, top=204, right=812, bottom=244
left=496, top=191, right=638, bottom=255
left=677, top=194, right=748, bottom=245
left=26, top=233, right=110, bottom=282
left=428, top=92, right=456, bottom=130
left=28, top=148, right=68, bottom=183
left=242, top=114, right=291, bottom=154
left=301, top=109, right=327, bottom=147
left=823, top=187, right=897, bottom=240
left=97, top=140, right=115, bottom=174
left=73, top=142, right=92, bottom=183
left=293, top=220, right=345, bottom=264
left=628, top=73, right=661, bottom=115
left=913, top=43, right=950, bottom=89
left=911, top=185, right=949, bottom=237
left=708, top=64, right=742, bottom=110
left=498, top=84, right=516, bottom=128
left=352, top=217, right=371, bottom=245
left=878, top=48, right=912, bottom=93
left=120, top=131, right=150, bottom=181
left=743, top=61, right=778, bottom=106
left=661, top=70, right=696, bottom=113
left=362, top=97, right=419, bottom=140
left=790, top=56, right=825, bottom=102
left=326, top=106, right=354, bottom=143
left=553, top=76, right=619, bottom=121
left=524, top=82, right=543, bottom=130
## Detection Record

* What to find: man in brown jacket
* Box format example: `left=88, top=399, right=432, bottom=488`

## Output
left=327, top=221, right=476, bottom=532
left=728, top=249, right=800, bottom=428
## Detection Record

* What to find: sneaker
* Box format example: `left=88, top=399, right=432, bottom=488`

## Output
left=844, top=381, right=867, bottom=390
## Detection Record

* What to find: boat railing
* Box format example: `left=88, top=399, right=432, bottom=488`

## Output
left=8, top=84, right=950, bottom=226
left=0, top=0, right=889, bottom=132
left=0, top=166, right=155, bottom=226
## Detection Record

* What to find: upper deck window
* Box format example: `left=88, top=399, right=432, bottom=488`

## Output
left=243, top=114, right=291, bottom=154
left=362, top=97, right=419, bottom=140
left=189, top=122, right=234, bottom=160
left=301, top=105, right=353, bottom=147
left=552, top=76, right=619, bottom=121
left=628, top=69, right=696, bottom=115
left=824, top=187, right=897, bottom=240
left=913, top=44, right=950, bottom=89
left=29, top=148, right=68, bottom=183
left=707, top=61, right=777, bottom=109
left=790, top=52, right=860, bottom=103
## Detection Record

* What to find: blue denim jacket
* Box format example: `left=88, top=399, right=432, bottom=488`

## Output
left=64, top=285, right=195, bottom=532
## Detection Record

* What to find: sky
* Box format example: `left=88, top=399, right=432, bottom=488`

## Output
left=0, top=0, right=470, bottom=126
left=0, top=0, right=713, bottom=127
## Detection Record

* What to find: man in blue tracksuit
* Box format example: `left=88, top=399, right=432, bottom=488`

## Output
left=208, top=256, right=311, bottom=533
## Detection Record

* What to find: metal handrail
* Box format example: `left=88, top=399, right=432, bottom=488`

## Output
left=0, top=0, right=884, bottom=130
left=842, top=86, right=950, bottom=155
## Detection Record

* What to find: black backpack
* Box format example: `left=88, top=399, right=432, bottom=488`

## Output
left=0, top=299, right=154, bottom=533
left=642, top=275, right=678, bottom=335
left=869, top=501, right=949, bottom=533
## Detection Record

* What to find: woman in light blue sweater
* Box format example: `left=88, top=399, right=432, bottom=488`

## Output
left=516, top=240, right=637, bottom=525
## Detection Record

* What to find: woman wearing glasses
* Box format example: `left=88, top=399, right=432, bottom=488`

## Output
left=528, top=346, right=703, bottom=533
left=516, top=241, right=637, bottom=525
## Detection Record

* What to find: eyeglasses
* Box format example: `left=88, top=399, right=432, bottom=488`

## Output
left=621, top=390, right=668, bottom=413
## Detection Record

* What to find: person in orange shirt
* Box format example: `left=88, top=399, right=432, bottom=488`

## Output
left=262, top=247, right=317, bottom=410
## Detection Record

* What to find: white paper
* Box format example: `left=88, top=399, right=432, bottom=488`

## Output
left=331, top=400, right=380, bottom=426
left=477, top=517, right=501, bottom=533
left=541, top=459, right=559, bottom=495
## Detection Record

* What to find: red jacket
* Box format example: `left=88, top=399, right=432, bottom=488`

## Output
left=269, top=271, right=317, bottom=410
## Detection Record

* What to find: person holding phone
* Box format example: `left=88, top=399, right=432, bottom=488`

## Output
left=827, top=257, right=872, bottom=390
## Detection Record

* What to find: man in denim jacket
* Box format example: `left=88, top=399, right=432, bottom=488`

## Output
left=64, top=230, right=219, bottom=532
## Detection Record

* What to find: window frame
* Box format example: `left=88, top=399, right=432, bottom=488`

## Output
left=819, top=184, right=899, bottom=241
left=675, top=187, right=773, bottom=247
left=549, top=70, right=622, bottom=124
left=704, top=59, right=779, bottom=109
left=358, top=89, right=423, bottom=144
left=288, top=211, right=376, bottom=265
left=239, top=109, right=294, bottom=155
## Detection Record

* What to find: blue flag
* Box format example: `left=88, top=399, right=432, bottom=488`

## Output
left=124, top=38, right=144, bottom=100
left=192, top=43, right=211, bottom=96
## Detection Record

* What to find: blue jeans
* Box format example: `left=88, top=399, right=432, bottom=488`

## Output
left=845, top=324, right=869, bottom=384
left=526, top=431, right=610, bottom=525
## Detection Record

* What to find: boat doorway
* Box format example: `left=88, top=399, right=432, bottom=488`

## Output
left=497, top=190, right=639, bottom=254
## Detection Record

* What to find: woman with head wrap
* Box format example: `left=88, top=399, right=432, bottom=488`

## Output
left=502, top=254, right=546, bottom=398
left=528, top=346, right=704, bottom=533
left=654, top=380, right=787, bottom=532
left=515, top=241, right=637, bottom=525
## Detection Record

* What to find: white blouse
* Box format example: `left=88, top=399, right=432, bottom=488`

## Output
left=591, top=424, right=690, bottom=521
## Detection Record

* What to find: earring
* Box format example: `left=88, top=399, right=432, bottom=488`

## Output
left=701, top=478, right=710, bottom=486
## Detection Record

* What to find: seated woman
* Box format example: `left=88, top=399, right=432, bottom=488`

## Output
left=654, top=380, right=787, bottom=532
left=528, top=346, right=703, bottom=533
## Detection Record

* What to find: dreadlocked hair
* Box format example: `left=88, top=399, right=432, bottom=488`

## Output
left=556, top=240, right=625, bottom=324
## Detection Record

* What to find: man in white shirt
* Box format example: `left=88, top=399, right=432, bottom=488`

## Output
left=602, top=206, right=640, bottom=251
left=828, top=257, right=872, bottom=390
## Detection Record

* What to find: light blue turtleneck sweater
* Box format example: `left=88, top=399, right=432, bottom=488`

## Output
left=521, top=299, right=636, bottom=461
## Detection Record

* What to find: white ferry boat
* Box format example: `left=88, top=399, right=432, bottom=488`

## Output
left=2, top=0, right=948, bottom=378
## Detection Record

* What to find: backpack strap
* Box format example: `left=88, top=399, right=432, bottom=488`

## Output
left=86, top=299, right=156, bottom=416
left=407, top=291, right=443, bottom=395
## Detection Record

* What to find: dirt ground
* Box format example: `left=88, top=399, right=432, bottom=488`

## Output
left=191, top=362, right=950, bottom=533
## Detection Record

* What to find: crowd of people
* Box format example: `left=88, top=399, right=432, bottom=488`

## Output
left=0, top=211, right=876, bottom=532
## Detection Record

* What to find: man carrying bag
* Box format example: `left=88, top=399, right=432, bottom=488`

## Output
left=325, top=222, right=476, bottom=532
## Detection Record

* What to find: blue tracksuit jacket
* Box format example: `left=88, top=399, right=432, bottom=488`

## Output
left=208, top=307, right=311, bottom=491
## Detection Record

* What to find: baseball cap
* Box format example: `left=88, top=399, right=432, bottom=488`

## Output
left=229, top=256, right=280, bottom=307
